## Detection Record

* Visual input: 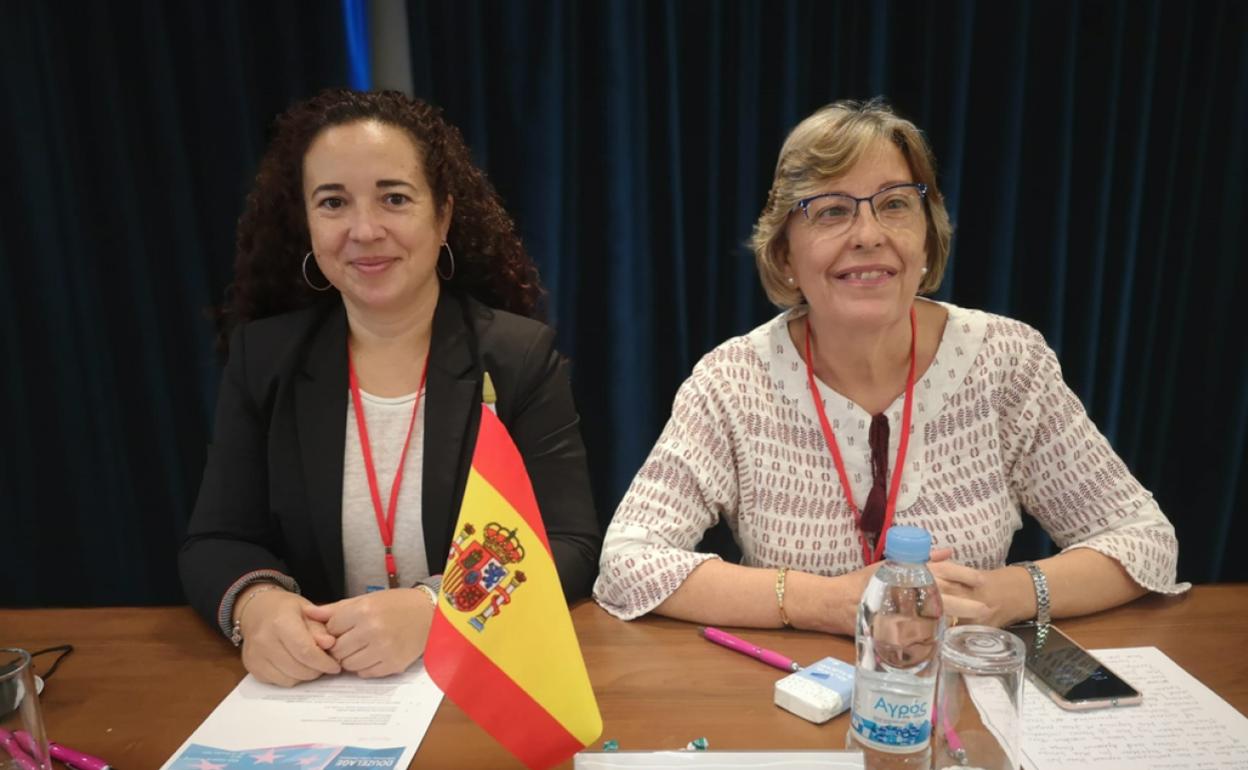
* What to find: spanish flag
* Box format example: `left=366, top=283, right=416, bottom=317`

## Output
left=425, top=379, right=602, bottom=770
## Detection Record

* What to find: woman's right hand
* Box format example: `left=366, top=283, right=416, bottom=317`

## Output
left=784, top=564, right=877, bottom=635
left=237, top=586, right=342, bottom=687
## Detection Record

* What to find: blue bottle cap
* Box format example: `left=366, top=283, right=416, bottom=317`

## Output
left=883, top=526, right=932, bottom=563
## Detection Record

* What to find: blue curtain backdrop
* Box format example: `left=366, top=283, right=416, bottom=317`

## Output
left=0, top=0, right=349, bottom=605
left=2, top=0, right=1245, bottom=606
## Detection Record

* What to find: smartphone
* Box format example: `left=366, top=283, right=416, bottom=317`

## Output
left=1006, top=622, right=1142, bottom=710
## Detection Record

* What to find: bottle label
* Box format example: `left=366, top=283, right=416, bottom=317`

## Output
left=850, top=680, right=933, bottom=752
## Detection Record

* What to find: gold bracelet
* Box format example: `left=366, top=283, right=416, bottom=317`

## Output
left=775, top=567, right=791, bottom=627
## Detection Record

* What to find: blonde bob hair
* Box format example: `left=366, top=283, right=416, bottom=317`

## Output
left=750, top=98, right=953, bottom=308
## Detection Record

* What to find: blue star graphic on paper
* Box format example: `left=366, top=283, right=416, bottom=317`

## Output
left=171, top=744, right=404, bottom=769
left=482, top=562, right=507, bottom=589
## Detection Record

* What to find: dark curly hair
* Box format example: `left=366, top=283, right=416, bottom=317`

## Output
left=217, top=88, right=542, bottom=354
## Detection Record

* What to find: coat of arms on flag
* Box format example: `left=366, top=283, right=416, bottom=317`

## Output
left=443, top=522, right=528, bottom=630
left=425, top=377, right=602, bottom=770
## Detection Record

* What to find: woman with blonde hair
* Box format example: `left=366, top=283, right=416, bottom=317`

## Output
left=594, top=98, right=1186, bottom=634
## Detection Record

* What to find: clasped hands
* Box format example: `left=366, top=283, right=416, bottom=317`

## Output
left=823, top=547, right=1025, bottom=634
left=867, top=547, right=1024, bottom=628
left=237, top=586, right=436, bottom=687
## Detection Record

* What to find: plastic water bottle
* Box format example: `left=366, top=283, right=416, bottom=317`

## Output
left=847, top=526, right=946, bottom=769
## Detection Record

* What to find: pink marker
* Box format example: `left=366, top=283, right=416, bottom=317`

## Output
left=0, top=728, right=39, bottom=770
left=701, top=626, right=800, bottom=672
left=14, top=731, right=111, bottom=770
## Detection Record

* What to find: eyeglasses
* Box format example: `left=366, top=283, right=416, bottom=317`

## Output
left=861, top=413, right=890, bottom=545
left=792, top=182, right=928, bottom=236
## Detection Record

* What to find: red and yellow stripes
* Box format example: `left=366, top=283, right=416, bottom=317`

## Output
left=427, top=611, right=590, bottom=769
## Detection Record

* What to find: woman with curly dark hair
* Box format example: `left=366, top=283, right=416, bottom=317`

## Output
left=181, top=89, right=600, bottom=687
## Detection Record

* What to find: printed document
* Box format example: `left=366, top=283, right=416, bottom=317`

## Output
left=159, top=663, right=444, bottom=770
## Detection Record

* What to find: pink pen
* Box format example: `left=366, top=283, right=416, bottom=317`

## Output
left=938, top=695, right=968, bottom=765
left=0, top=728, right=39, bottom=770
left=701, top=626, right=800, bottom=672
left=14, top=730, right=111, bottom=770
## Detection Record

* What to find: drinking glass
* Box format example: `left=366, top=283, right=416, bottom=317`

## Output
left=0, top=649, right=51, bottom=770
left=932, top=626, right=1025, bottom=770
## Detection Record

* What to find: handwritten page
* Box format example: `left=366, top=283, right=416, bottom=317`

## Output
left=159, top=664, right=443, bottom=770
left=1019, top=647, right=1248, bottom=770
left=963, top=672, right=1021, bottom=757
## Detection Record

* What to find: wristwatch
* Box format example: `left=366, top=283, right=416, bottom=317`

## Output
left=1016, top=560, right=1051, bottom=626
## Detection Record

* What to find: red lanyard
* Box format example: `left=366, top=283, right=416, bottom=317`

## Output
left=347, top=347, right=430, bottom=589
left=804, top=306, right=917, bottom=566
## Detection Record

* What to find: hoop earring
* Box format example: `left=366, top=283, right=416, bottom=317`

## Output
left=437, top=241, right=456, bottom=281
left=302, top=251, right=332, bottom=292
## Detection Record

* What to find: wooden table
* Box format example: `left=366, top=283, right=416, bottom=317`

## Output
left=4, top=585, right=1245, bottom=769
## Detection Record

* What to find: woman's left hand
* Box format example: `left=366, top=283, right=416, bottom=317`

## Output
left=927, top=561, right=1027, bottom=628
left=301, top=588, right=437, bottom=678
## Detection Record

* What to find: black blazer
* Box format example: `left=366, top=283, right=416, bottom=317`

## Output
left=180, top=291, right=601, bottom=628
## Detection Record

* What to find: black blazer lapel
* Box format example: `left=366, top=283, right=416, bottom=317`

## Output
left=294, top=303, right=350, bottom=600
left=422, top=292, right=481, bottom=574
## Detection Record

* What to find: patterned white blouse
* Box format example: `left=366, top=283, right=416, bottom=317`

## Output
left=594, top=299, right=1189, bottom=620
